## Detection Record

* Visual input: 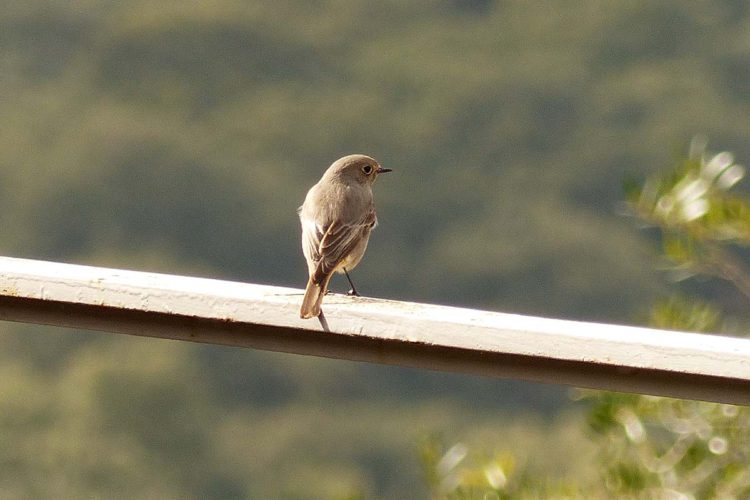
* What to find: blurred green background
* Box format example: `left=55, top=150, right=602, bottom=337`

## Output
left=2, top=0, right=750, bottom=497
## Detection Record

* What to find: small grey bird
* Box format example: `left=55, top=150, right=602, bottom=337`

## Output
left=298, top=154, right=391, bottom=319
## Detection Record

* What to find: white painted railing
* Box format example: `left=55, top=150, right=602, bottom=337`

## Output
left=0, top=256, right=747, bottom=405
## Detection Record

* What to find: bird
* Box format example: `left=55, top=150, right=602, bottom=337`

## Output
left=298, top=154, right=391, bottom=319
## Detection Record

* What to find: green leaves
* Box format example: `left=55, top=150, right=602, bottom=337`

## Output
left=626, top=140, right=750, bottom=298
left=648, top=296, right=722, bottom=332
left=581, top=392, right=750, bottom=499
left=584, top=140, right=750, bottom=499
left=629, top=139, right=750, bottom=244
left=422, top=140, right=750, bottom=499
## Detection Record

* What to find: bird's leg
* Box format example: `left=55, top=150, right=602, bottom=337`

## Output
left=343, top=268, right=360, bottom=297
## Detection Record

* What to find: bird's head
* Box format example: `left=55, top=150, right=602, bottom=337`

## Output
left=327, top=154, right=392, bottom=185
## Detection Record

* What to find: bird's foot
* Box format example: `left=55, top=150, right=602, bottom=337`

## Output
left=343, top=268, right=359, bottom=296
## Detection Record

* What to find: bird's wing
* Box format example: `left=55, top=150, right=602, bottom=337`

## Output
left=301, top=216, right=323, bottom=267
left=312, top=209, right=377, bottom=284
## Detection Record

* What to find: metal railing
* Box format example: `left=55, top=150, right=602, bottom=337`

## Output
left=0, top=256, right=747, bottom=405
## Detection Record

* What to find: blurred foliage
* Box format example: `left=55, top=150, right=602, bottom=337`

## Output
left=420, top=436, right=588, bottom=499
left=3, top=0, right=750, bottom=497
left=582, top=142, right=750, bottom=499
left=423, top=142, right=750, bottom=499
left=578, top=392, right=750, bottom=499
left=627, top=137, right=750, bottom=300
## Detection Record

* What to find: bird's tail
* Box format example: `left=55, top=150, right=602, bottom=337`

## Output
left=300, top=274, right=331, bottom=319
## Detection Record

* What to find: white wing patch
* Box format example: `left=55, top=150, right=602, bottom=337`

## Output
left=300, top=217, right=324, bottom=264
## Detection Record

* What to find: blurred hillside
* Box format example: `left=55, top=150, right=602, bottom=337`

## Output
left=1, top=0, right=749, bottom=497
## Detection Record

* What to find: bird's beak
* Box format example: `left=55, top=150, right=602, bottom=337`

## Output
left=376, top=166, right=392, bottom=174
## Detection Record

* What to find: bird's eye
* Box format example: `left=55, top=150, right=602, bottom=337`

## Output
left=362, top=165, right=373, bottom=175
